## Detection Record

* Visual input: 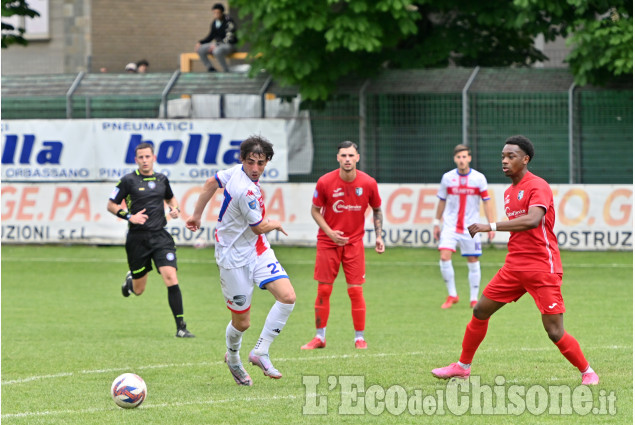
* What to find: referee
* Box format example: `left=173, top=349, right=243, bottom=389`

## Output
left=107, top=142, right=194, bottom=338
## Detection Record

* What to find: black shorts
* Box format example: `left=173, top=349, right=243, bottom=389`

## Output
left=125, top=229, right=177, bottom=279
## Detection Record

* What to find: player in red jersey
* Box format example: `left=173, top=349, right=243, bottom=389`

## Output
left=301, top=141, right=385, bottom=350
left=431, top=135, right=599, bottom=385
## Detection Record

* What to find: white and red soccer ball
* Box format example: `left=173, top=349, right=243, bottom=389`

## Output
left=111, top=373, right=147, bottom=409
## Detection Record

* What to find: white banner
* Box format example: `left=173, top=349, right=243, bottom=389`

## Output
left=1, top=183, right=632, bottom=251
left=1, top=119, right=288, bottom=182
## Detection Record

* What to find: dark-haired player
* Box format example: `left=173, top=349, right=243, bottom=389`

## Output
left=433, top=144, right=495, bottom=309
left=301, top=141, right=384, bottom=350
left=431, top=135, right=598, bottom=385
left=186, top=135, right=296, bottom=386
left=107, top=142, right=194, bottom=338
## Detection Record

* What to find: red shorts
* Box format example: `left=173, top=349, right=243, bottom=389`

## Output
left=314, top=239, right=365, bottom=284
left=483, top=267, right=566, bottom=314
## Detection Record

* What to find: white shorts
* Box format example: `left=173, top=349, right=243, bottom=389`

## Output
left=218, top=248, right=289, bottom=313
left=438, top=227, right=482, bottom=257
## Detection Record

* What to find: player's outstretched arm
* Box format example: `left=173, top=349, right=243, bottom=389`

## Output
left=185, top=177, right=220, bottom=231
left=468, top=206, right=545, bottom=238
left=251, top=218, right=288, bottom=236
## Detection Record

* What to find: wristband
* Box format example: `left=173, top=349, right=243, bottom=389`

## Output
left=117, top=209, right=131, bottom=221
left=490, top=222, right=497, bottom=232
left=433, top=219, right=440, bottom=226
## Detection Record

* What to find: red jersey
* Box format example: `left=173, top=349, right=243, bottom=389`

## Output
left=503, top=172, right=562, bottom=274
left=313, top=169, right=381, bottom=247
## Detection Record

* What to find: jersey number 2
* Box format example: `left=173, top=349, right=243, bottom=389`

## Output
left=267, top=262, right=281, bottom=274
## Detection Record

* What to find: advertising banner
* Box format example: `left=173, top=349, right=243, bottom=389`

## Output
left=1, top=119, right=288, bottom=182
left=1, top=182, right=631, bottom=251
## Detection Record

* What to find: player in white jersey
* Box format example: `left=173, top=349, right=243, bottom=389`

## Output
left=186, top=136, right=296, bottom=386
left=433, top=144, right=495, bottom=309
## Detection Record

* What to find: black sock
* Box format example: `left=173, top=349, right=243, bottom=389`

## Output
left=167, top=285, right=185, bottom=328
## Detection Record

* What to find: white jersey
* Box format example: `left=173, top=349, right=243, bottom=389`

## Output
left=213, top=164, right=271, bottom=269
left=437, top=168, right=490, bottom=235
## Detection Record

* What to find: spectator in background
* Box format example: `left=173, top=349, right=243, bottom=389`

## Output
left=136, top=59, right=149, bottom=73
left=195, top=3, right=238, bottom=72
left=124, top=62, right=137, bottom=73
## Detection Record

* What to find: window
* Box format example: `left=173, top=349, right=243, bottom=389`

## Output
left=3, top=0, right=49, bottom=40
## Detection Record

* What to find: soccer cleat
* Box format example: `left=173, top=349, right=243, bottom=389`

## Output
left=441, top=296, right=459, bottom=309
left=431, top=362, right=471, bottom=379
left=301, top=337, right=326, bottom=350
left=248, top=350, right=282, bottom=379
left=225, top=353, right=253, bottom=386
left=354, top=339, right=368, bottom=349
left=121, top=271, right=133, bottom=297
left=175, top=326, right=195, bottom=338
left=470, top=300, right=478, bottom=308
left=581, top=371, right=599, bottom=385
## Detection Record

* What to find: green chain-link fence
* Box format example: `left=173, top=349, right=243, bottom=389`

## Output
left=2, top=68, right=632, bottom=184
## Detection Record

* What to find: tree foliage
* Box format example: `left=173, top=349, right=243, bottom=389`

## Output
left=233, top=0, right=632, bottom=101
left=233, top=0, right=420, bottom=101
left=2, top=0, right=40, bottom=48
left=513, top=0, right=633, bottom=85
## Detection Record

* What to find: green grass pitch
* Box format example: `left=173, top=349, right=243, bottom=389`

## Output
left=1, top=245, right=632, bottom=424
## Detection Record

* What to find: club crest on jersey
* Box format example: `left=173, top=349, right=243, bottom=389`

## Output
left=248, top=200, right=257, bottom=210
left=148, top=181, right=156, bottom=189
left=355, top=187, right=363, bottom=196
left=517, top=190, right=524, bottom=200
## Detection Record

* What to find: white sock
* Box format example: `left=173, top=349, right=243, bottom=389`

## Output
left=354, top=331, right=364, bottom=341
left=582, top=366, right=595, bottom=374
left=226, top=322, right=243, bottom=365
left=440, top=260, right=457, bottom=297
left=316, top=327, right=326, bottom=341
left=458, top=361, right=471, bottom=369
left=253, top=301, right=295, bottom=356
left=467, top=261, right=481, bottom=301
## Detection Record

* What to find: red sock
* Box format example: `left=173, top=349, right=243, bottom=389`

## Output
left=554, top=331, right=589, bottom=372
left=347, top=286, right=366, bottom=331
left=459, top=315, right=489, bottom=364
left=315, top=283, right=333, bottom=329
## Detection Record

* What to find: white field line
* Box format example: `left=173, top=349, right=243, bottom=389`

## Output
left=2, top=345, right=628, bottom=386
left=1, top=256, right=632, bottom=268
left=1, top=346, right=629, bottom=419
left=1, top=394, right=302, bottom=419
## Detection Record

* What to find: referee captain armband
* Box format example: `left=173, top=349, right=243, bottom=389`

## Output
left=117, top=209, right=132, bottom=221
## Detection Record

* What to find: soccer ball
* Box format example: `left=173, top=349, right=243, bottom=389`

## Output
left=111, top=373, right=147, bottom=409
left=193, top=237, right=207, bottom=249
